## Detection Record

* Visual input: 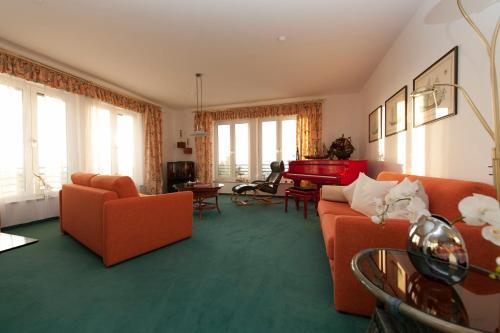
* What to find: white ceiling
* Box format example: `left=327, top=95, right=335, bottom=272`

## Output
left=0, top=0, right=422, bottom=109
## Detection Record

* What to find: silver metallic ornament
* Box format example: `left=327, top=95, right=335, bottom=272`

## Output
left=407, top=215, right=469, bottom=285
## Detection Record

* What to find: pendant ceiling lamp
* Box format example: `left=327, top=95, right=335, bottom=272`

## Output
left=191, top=73, right=208, bottom=137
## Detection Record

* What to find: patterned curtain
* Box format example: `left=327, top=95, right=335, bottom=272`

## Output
left=194, top=101, right=323, bottom=182
left=143, top=108, right=163, bottom=194
left=0, top=49, right=164, bottom=193
left=194, top=112, right=214, bottom=183
left=296, top=102, right=323, bottom=159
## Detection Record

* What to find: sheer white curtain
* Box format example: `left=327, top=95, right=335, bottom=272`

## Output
left=0, top=83, right=25, bottom=199
left=0, top=74, right=145, bottom=227
left=76, top=97, right=144, bottom=185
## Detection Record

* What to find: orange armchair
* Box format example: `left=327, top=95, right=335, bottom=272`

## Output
left=60, top=173, right=193, bottom=267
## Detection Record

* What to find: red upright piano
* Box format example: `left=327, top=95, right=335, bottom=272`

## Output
left=282, top=159, right=367, bottom=187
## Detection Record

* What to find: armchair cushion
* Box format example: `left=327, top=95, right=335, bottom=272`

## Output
left=90, top=175, right=139, bottom=198
left=71, top=172, right=98, bottom=186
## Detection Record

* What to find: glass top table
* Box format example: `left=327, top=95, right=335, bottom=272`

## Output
left=0, top=232, right=38, bottom=253
left=351, top=248, right=500, bottom=333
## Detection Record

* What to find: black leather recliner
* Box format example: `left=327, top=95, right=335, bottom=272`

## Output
left=231, top=161, right=284, bottom=205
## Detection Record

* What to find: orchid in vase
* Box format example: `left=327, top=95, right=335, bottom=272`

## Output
left=371, top=182, right=500, bottom=279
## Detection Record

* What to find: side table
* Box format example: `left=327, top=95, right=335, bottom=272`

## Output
left=175, top=183, right=224, bottom=220
left=351, top=248, right=500, bottom=333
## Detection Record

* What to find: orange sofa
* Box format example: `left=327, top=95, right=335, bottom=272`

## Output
left=318, top=171, right=499, bottom=317
left=60, top=173, right=193, bottom=267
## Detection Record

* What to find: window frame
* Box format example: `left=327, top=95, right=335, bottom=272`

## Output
left=31, top=86, right=71, bottom=194
left=0, top=75, right=74, bottom=199
left=258, top=116, right=296, bottom=179
left=213, top=115, right=296, bottom=182
left=90, top=101, right=144, bottom=183
left=214, top=120, right=251, bottom=182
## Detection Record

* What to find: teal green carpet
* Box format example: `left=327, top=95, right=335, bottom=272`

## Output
left=0, top=195, right=368, bottom=333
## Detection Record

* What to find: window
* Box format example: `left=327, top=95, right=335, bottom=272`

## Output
left=0, top=73, right=145, bottom=201
left=0, top=83, right=25, bottom=198
left=215, top=122, right=250, bottom=181
left=234, top=123, right=249, bottom=179
left=35, top=93, right=67, bottom=191
left=217, top=124, right=231, bottom=177
left=260, top=118, right=297, bottom=178
left=214, top=117, right=296, bottom=181
left=0, top=77, right=70, bottom=199
left=89, top=104, right=144, bottom=182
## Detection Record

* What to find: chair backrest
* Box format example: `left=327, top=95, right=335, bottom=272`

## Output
left=262, top=161, right=285, bottom=194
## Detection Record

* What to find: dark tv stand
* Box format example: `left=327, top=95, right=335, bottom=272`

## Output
left=166, top=161, right=195, bottom=193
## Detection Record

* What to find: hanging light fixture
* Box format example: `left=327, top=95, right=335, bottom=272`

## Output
left=191, top=73, right=208, bottom=137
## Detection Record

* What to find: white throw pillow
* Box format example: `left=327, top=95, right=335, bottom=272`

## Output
left=321, top=185, right=347, bottom=203
left=386, top=178, right=429, bottom=219
left=351, top=173, right=397, bottom=216
left=342, top=176, right=360, bottom=205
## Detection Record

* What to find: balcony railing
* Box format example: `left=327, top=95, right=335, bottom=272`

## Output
left=217, top=164, right=231, bottom=176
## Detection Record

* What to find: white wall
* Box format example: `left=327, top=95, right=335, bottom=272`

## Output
left=322, top=93, right=364, bottom=159
left=359, top=0, right=499, bottom=183
left=163, top=108, right=195, bottom=163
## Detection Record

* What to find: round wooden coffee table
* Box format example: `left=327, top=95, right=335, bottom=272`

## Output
left=175, top=183, right=224, bottom=220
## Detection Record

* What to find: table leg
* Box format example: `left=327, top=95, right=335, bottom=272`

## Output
left=315, top=196, right=319, bottom=216
left=198, top=199, right=203, bottom=220
left=285, top=194, right=288, bottom=212
left=216, top=195, right=221, bottom=213
left=295, top=197, right=299, bottom=211
left=304, top=198, right=308, bottom=219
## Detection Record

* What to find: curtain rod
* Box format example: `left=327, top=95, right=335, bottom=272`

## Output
left=200, top=98, right=325, bottom=113
left=0, top=47, right=160, bottom=108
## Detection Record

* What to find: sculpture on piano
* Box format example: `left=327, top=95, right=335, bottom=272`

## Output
left=328, top=134, right=354, bottom=160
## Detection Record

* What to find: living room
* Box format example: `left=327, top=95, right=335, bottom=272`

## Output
left=0, top=0, right=499, bottom=332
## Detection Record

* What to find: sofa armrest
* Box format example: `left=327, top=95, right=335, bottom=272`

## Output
left=102, top=191, right=193, bottom=266
left=332, top=215, right=409, bottom=316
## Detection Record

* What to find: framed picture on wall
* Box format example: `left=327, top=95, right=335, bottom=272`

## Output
left=413, top=46, right=458, bottom=127
left=369, top=106, right=382, bottom=143
left=385, top=86, right=407, bottom=137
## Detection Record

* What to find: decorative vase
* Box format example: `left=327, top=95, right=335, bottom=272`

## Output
left=407, top=215, right=469, bottom=285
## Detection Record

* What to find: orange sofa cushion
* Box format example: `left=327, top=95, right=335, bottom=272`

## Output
left=317, top=200, right=363, bottom=217
left=318, top=198, right=363, bottom=259
left=71, top=172, right=98, bottom=186
left=377, top=172, right=496, bottom=221
left=90, top=175, right=139, bottom=198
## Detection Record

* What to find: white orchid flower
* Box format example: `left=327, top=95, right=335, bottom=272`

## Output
left=371, top=199, right=388, bottom=225
left=371, top=215, right=383, bottom=225
left=407, top=197, right=431, bottom=224
left=482, top=225, right=500, bottom=246
left=497, top=256, right=500, bottom=266
left=458, top=194, right=500, bottom=226
left=386, top=178, right=419, bottom=201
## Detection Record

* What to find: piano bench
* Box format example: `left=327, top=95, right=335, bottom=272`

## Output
left=284, top=187, right=319, bottom=219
